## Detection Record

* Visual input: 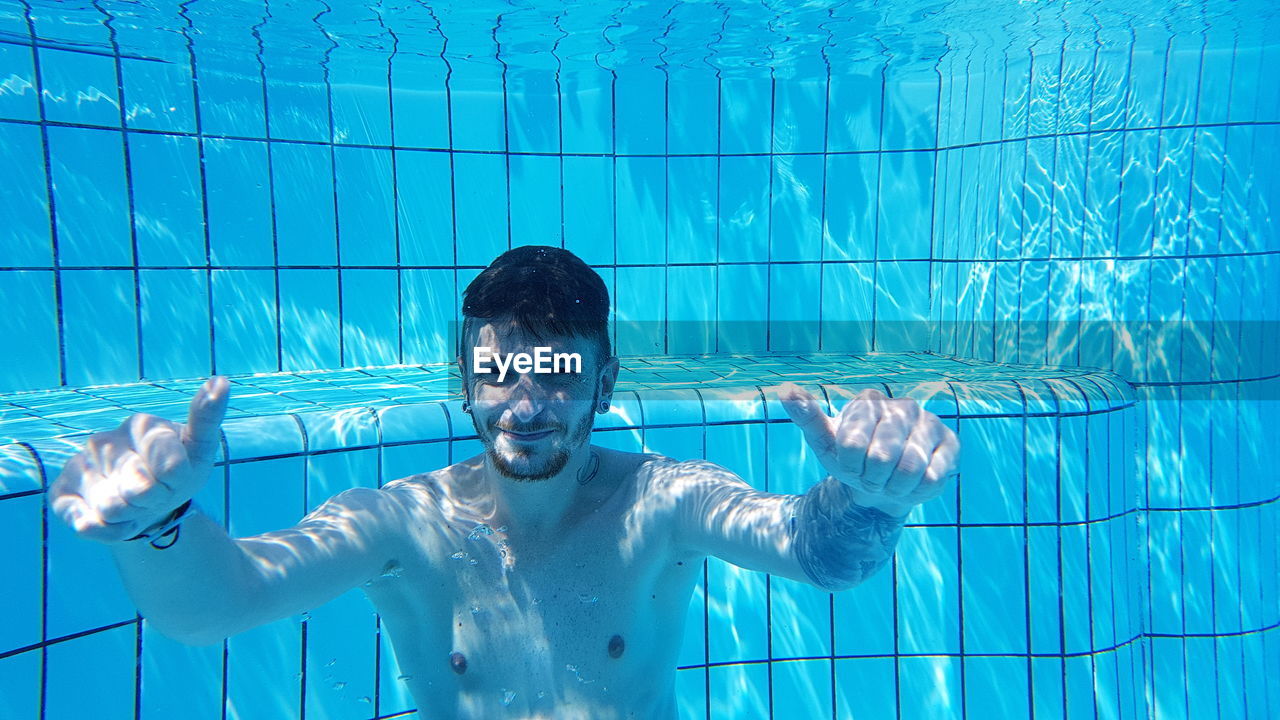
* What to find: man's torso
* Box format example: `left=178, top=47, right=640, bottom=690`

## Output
left=361, top=447, right=702, bottom=719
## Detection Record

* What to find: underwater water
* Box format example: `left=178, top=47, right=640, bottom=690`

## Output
left=0, top=0, right=1278, bottom=718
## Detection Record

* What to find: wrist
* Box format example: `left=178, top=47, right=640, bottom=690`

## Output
left=125, top=499, right=197, bottom=548
left=835, top=479, right=914, bottom=519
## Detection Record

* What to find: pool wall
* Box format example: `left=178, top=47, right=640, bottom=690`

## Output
left=1, top=2, right=1278, bottom=719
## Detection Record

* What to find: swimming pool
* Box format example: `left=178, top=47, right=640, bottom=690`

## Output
left=0, top=0, right=1277, bottom=718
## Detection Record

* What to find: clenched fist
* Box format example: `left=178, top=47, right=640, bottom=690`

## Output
left=779, top=383, right=960, bottom=517
left=49, top=376, right=230, bottom=543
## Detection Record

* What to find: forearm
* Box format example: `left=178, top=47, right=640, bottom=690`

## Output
left=109, top=509, right=261, bottom=645
left=790, top=476, right=909, bottom=592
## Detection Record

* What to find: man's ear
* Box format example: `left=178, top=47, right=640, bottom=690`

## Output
left=456, top=354, right=470, bottom=404
left=597, top=356, right=620, bottom=410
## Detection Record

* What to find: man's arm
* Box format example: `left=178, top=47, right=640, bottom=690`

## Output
left=668, top=383, right=958, bottom=592
left=110, top=486, right=400, bottom=645
left=49, top=377, right=403, bottom=646
left=667, top=460, right=907, bottom=591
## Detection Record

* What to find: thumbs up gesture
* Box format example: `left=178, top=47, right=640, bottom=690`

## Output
left=49, top=376, right=230, bottom=543
left=778, top=383, right=960, bottom=518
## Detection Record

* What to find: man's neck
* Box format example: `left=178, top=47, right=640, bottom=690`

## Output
left=482, top=444, right=600, bottom=537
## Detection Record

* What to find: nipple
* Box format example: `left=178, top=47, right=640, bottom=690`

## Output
left=450, top=651, right=468, bottom=675
left=607, top=634, right=625, bottom=659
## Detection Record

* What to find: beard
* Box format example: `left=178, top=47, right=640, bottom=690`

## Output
left=478, top=404, right=596, bottom=482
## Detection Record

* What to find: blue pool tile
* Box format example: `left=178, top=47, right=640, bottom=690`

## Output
left=667, top=156, right=717, bottom=264
left=773, top=78, right=826, bottom=154
left=204, top=138, right=273, bottom=267
left=720, top=75, right=771, bottom=155
left=881, top=68, right=937, bottom=151
left=453, top=153, right=508, bottom=266
left=0, top=442, right=45, bottom=493
left=996, top=140, right=1025, bottom=261
left=768, top=263, right=820, bottom=352
left=1024, top=416, right=1059, bottom=522
left=715, top=264, right=767, bottom=352
left=595, top=390, right=643, bottom=430
left=770, top=153, right=824, bottom=262
left=399, top=268, right=455, bottom=365
left=379, top=402, right=451, bottom=445
left=827, top=68, right=882, bottom=153
left=708, top=662, right=768, bottom=720
left=666, top=265, right=714, bottom=354
left=1059, top=524, right=1091, bottom=655
left=390, top=54, right=449, bottom=149
left=122, top=56, right=194, bottom=133
left=278, top=268, right=339, bottom=372
left=139, top=269, right=210, bottom=380
left=449, top=62, right=504, bottom=152
left=1002, top=52, right=1031, bottom=140
left=341, top=268, right=399, bottom=367
left=1027, top=47, right=1061, bottom=137
left=1064, top=655, right=1097, bottom=719
left=832, top=555, right=894, bottom=656
left=706, top=556, right=768, bottom=665
left=1153, top=128, right=1192, bottom=258
left=197, top=59, right=266, bottom=138
left=616, top=156, right=666, bottom=264
left=227, top=617, right=302, bottom=719
left=1027, top=525, right=1062, bottom=655
left=1052, top=136, right=1086, bottom=259
left=835, top=657, right=895, bottom=719
left=1160, top=37, right=1200, bottom=127
left=0, top=493, right=41, bottom=653
left=0, top=43, right=37, bottom=121
left=962, top=526, right=1027, bottom=654
left=222, top=414, right=303, bottom=461
left=46, top=624, right=136, bottom=720
left=47, top=125, right=131, bottom=267
left=376, top=617, right=416, bottom=714
left=615, top=67, right=664, bottom=155
left=331, top=62, right=391, bottom=147
left=1020, top=138, right=1052, bottom=259
left=0, top=270, right=58, bottom=392
left=273, top=143, right=336, bottom=267
left=0, top=650, right=40, bottom=719
left=305, top=588, right=378, bottom=720
left=212, top=269, right=277, bottom=375
left=45, top=506, right=136, bottom=638
left=772, top=659, right=832, bottom=717
left=965, top=656, right=1030, bottom=718
left=1089, top=522, right=1116, bottom=648
left=38, top=47, right=119, bottom=127
left=0, top=122, right=50, bottom=268
left=506, top=70, right=560, bottom=154
left=564, top=156, right=615, bottom=265
left=141, top=623, right=223, bottom=720
left=676, top=666, right=706, bottom=720
left=336, top=147, right=396, bottom=266
left=957, top=416, right=1025, bottom=522
left=667, top=70, right=717, bottom=155
left=561, top=68, right=612, bottom=154
left=823, top=154, right=878, bottom=262
left=898, top=655, right=960, bottom=720
left=1226, top=46, right=1261, bottom=124
left=876, top=151, right=933, bottom=260
left=130, top=133, right=205, bottom=267
left=300, top=412, right=379, bottom=455
left=676, top=570, right=707, bottom=668
left=509, top=154, right=562, bottom=249
left=818, top=262, right=874, bottom=354
left=895, top=526, right=959, bottom=655
left=395, top=150, right=454, bottom=265
left=717, top=155, right=769, bottom=263
left=872, top=260, right=930, bottom=352
left=1032, top=657, right=1066, bottom=718
left=1057, top=49, right=1093, bottom=135
left=381, top=441, right=449, bottom=484
left=62, top=269, right=139, bottom=386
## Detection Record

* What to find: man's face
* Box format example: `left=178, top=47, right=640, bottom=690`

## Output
left=462, top=321, right=610, bottom=481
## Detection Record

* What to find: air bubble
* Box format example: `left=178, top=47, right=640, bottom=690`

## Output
left=501, top=689, right=516, bottom=706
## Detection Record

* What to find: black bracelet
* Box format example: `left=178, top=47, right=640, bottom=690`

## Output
left=125, top=500, right=195, bottom=549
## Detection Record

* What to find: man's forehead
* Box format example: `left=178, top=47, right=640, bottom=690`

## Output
left=469, top=321, right=594, bottom=355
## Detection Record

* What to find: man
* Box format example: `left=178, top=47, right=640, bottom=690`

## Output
left=50, top=246, right=959, bottom=719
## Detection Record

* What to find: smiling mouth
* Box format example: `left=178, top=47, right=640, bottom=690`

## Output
left=499, top=428, right=555, bottom=441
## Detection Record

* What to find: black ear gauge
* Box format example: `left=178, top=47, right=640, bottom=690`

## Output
left=598, top=400, right=610, bottom=413
left=461, top=399, right=472, bottom=414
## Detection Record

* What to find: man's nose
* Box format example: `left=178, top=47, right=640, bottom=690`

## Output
left=507, top=376, right=545, bottom=423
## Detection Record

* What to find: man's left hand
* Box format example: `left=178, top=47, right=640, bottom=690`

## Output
left=778, top=383, right=960, bottom=518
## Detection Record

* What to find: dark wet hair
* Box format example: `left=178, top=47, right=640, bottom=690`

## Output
left=460, top=245, right=611, bottom=362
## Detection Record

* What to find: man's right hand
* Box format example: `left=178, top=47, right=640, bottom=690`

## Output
left=49, top=376, right=230, bottom=544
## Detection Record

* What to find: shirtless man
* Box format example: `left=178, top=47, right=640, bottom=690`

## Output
left=49, top=246, right=960, bottom=719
